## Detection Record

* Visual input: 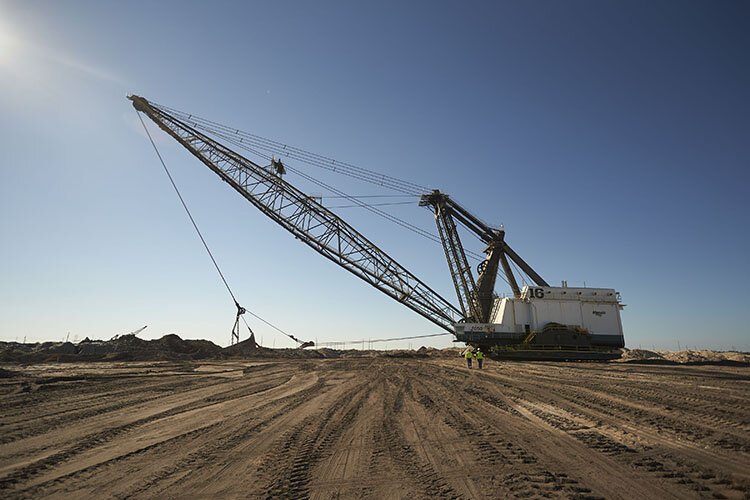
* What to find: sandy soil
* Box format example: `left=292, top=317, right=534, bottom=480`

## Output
left=1, top=358, right=748, bottom=499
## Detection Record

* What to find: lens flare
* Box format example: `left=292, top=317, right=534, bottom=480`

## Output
left=0, top=23, right=17, bottom=67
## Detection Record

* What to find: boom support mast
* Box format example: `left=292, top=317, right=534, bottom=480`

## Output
left=130, top=96, right=461, bottom=332
left=420, top=190, right=549, bottom=323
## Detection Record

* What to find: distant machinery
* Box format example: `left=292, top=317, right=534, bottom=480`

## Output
left=111, top=325, right=148, bottom=341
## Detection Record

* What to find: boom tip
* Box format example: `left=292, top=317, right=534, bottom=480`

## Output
left=127, top=94, right=150, bottom=112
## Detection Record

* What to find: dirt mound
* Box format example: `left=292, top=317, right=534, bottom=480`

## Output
left=151, top=334, right=223, bottom=359
left=12, top=339, right=743, bottom=366
left=225, top=344, right=328, bottom=359
left=108, top=334, right=223, bottom=361
left=222, top=336, right=259, bottom=357
left=77, top=341, right=117, bottom=356
left=153, top=334, right=191, bottom=353
left=37, top=342, right=78, bottom=355
left=662, top=350, right=750, bottom=364
left=619, top=349, right=750, bottom=365
left=314, top=348, right=341, bottom=358
left=0, top=334, right=224, bottom=363
left=382, top=349, right=429, bottom=359
left=619, top=349, right=665, bottom=362
left=425, top=347, right=464, bottom=358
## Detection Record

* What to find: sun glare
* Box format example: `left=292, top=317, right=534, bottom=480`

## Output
left=0, top=22, right=18, bottom=67
left=0, top=35, right=11, bottom=66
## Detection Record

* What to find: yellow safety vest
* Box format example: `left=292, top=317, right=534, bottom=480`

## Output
left=464, top=350, right=473, bottom=359
left=475, top=351, right=484, bottom=360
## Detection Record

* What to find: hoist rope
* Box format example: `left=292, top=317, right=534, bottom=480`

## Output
left=183, top=121, right=489, bottom=262
left=152, top=101, right=429, bottom=195
left=148, top=102, right=519, bottom=293
left=510, top=259, right=532, bottom=288
left=152, top=103, right=485, bottom=257
left=190, top=125, right=458, bottom=252
left=322, top=194, right=419, bottom=199
left=325, top=201, right=416, bottom=209
left=316, top=331, right=452, bottom=347
left=135, top=110, right=303, bottom=346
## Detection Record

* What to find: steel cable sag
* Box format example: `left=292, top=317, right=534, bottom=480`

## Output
left=199, top=127, right=474, bottom=254
left=135, top=110, right=303, bottom=346
left=151, top=101, right=429, bottom=194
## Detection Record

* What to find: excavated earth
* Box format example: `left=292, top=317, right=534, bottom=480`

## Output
left=0, top=358, right=748, bottom=499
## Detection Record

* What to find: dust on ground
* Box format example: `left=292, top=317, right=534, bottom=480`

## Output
left=1, top=357, right=748, bottom=499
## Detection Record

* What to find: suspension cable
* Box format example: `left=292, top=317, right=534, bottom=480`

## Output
left=194, top=125, right=454, bottom=248
left=325, top=201, right=416, bottom=209
left=149, top=102, right=519, bottom=297
left=152, top=101, right=429, bottom=195
left=316, top=331, right=452, bottom=347
left=151, top=102, right=510, bottom=269
left=322, top=194, right=419, bottom=199
left=192, top=124, right=489, bottom=262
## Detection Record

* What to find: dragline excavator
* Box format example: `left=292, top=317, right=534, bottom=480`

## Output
left=130, top=95, right=625, bottom=360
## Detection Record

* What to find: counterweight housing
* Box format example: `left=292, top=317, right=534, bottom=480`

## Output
left=455, top=285, right=625, bottom=356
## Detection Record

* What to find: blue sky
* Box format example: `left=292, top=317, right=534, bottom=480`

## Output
left=1, top=1, right=748, bottom=350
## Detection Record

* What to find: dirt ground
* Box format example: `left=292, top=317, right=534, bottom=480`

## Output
left=1, top=358, right=748, bottom=499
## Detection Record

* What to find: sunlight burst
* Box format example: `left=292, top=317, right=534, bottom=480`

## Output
left=0, top=22, right=18, bottom=67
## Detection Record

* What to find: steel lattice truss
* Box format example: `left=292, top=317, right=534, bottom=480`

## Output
left=420, top=190, right=549, bottom=323
left=432, top=202, right=480, bottom=321
left=130, top=96, right=462, bottom=332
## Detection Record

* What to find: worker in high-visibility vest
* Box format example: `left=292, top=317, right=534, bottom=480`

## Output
left=475, top=348, right=485, bottom=369
left=464, top=348, right=473, bottom=368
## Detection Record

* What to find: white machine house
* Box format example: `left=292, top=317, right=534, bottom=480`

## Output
left=455, top=285, right=625, bottom=357
left=420, top=190, right=625, bottom=359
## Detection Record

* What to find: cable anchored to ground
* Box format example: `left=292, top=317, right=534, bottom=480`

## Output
left=316, top=332, right=452, bottom=347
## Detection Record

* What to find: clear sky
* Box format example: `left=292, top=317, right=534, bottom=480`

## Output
left=1, top=1, right=748, bottom=350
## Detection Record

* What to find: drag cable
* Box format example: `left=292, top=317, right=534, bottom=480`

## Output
left=135, top=110, right=304, bottom=346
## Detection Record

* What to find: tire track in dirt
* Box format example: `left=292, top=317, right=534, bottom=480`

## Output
left=441, top=360, right=750, bottom=498
left=258, top=370, right=375, bottom=498
left=377, top=369, right=463, bottom=499
left=124, top=364, right=359, bottom=499
left=26, top=376, right=329, bottom=499
left=12, top=423, right=224, bottom=499
left=412, top=364, right=602, bottom=499
left=1, top=358, right=749, bottom=499
left=0, top=371, right=297, bottom=494
left=0, top=377, right=236, bottom=445
left=0, top=367, right=208, bottom=416
left=544, top=380, right=750, bottom=478
left=0, top=376, right=244, bottom=466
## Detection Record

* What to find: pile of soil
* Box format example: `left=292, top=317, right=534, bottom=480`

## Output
left=382, top=349, right=430, bottom=359
left=224, top=345, right=335, bottom=359
left=0, top=334, right=224, bottom=363
left=618, top=349, right=665, bottom=362
left=618, top=348, right=750, bottom=365
left=0, top=334, right=351, bottom=363
left=662, top=350, right=750, bottom=364
left=6, top=335, right=742, bottom=366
